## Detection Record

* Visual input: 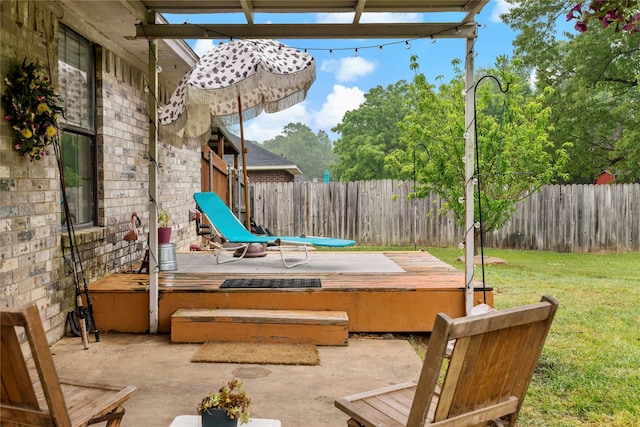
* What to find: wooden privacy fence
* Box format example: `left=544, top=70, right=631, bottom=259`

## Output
left=251, top=181, right=640, bottom=252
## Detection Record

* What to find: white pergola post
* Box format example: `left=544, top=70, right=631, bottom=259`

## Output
left=147, top=10, right=159, bottom=333
left=464, top=36, right=476, bottom=315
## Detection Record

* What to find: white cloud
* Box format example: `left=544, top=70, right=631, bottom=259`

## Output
left=320, top=57, right=377, bottom=82
left=236, top=86, right=365, bottom=143
left=359, top=12, right=421, bottom=23
left=315, top=12, right=421, bottom=24
left=243, top=103, right=310, bottom=143
left=491, top=0, right=515, bottom=23
left=240, top=86, right=365, bottom=142
left=528, top=69, right=538, bottom=90
left=192, top=39, right=215, bottom=57
left=229, top=85, right=365, bottom=143
left=315, top=13, right=354, bottom=24
left=314, top=85, right=365, bottom=130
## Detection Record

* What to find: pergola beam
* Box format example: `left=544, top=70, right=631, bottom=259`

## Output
left=353, top=0, right=367, bottom=24
left=141, top=0, right=486, bottom=15
left=135, top=22, right=476, bottom=39
left=239, top=0, right=255, bottom=24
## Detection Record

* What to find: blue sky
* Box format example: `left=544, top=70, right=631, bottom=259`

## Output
left=165, top=0, right=516, bottom=143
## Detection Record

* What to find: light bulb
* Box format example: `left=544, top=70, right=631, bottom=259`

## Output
left=157, top=106, right=164, bottom=113
left=405, top=41, right=411, bottom=50
left=156, top=65, right=162, bottom=73
left=474, top=222, right=481, bottom=229
left=458, top=197, right=465, bottom=204
left=458, top=242, right=465, bottom=249
left=144, top=86, right=149, bottom=93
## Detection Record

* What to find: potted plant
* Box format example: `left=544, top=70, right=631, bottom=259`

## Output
left=197, top=379, right=251, bottom=427
left=158, top=211, right=171, bottom=244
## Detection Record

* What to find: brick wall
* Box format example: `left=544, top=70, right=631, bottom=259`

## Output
left=248, top=170, right=294, bottom=183
left=0, top=1, right=68, bottom=342
left=0, top=1, right=201, bottom=343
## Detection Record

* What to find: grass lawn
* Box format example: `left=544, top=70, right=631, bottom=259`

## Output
left=425, top=247, right=640, bottom=427
left=329, top=246, right=640, bottom=426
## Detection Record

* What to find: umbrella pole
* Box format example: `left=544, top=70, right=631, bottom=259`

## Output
left=238, top=96, right=251, bottom=230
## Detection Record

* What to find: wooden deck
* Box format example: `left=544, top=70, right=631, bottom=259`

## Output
left=85, top=251, right=493, bottom=335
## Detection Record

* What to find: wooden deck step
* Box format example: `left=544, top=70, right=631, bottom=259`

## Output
left=171, top=308, right=349, bottom=346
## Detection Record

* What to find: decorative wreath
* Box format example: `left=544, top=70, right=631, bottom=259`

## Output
left=2, top=60, right=63, bottom=161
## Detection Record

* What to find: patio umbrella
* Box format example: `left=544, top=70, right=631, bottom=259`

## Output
left=159, top=39, right=316, bottom=229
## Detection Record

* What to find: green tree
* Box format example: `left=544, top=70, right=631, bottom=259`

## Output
left=331, top=80, right=416, bottom=181
left=503, top=0, right=640, bottom=182
left=262, top=122, right=335, bottom=181
left=388, top=56, right=569, bottom=234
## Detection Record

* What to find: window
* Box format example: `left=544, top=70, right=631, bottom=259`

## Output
left=57, top=25, right=96, bottom=226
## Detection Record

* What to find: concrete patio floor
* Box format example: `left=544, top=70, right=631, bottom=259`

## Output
left=171, top=251, right=407, bottom=274
left=50, top=333, right=424, bottom=426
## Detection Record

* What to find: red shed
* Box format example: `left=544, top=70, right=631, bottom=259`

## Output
left=595, top=171, right=615, bottom=184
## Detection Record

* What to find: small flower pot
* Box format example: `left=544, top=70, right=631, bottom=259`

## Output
left=158, top=227, right=172, bottom=244
left=202, top=408, right=238, bottom=427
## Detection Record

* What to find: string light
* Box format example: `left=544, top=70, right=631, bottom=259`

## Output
left=144, top=85, right=164, bottom=114
left=138, top=21, right=479, bottom=59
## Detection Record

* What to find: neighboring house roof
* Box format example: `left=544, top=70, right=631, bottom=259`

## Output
left=223, top=133, right=302, bottom=176
left=215, top=126, right=242, bottom=155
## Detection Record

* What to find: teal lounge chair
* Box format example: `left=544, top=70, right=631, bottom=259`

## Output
left=194, top=192, right=356, bottom=268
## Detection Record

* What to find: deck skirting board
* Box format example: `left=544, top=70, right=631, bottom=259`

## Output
left=84, top=252, right=493, bottom=334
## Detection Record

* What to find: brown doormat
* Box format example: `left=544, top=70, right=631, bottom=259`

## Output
left=191, top=341, right=320, bottom=365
